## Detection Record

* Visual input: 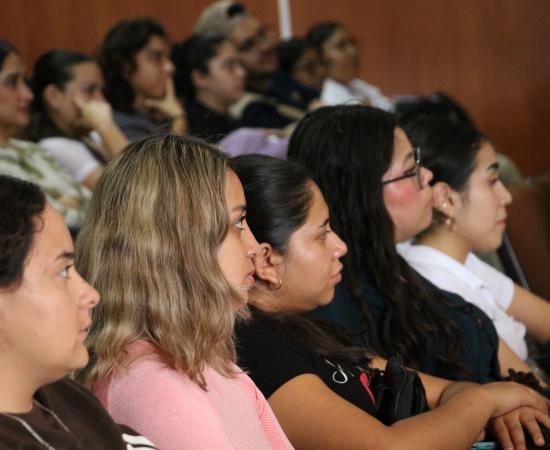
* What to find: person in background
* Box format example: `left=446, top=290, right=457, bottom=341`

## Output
left=98, top=17, right=187, bottom=141
left=195, top=1, right=311, bottom=129
left=0, top=39, right=90, bottom=227
left=399, top=116, right=550, bottom=366
left=75, top=135, right=293, bottom=450
left=0, top=175, right=157, bottom=450
left=277, top=37, right=326, bottom=94
left=28, top=49, right=128, bottom=190
left=172, top=33, right=245, bottom=142
left=233, top=154, right=550, bottom=450
left=307, top=22, right=393, bottom=111
left=287, top=105, right=540, bottom=385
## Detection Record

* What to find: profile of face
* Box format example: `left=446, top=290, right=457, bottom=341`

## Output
left=129, top=35, right=174, bottom=100
left=45, top=61, right=105, bottom=133
left=256, top=182, right=348, bottom=313
left=217, top=170, right=260, bottom=301
left=322, top=26, right=358, bottom=84
left=0, top=204, right=99, bottom=383
left=383, top=127, right=434, bottom=243
left=193, top=41, right=246, bottom=106
left=435, top=142, right=512, bottom=252
left=0, top=52, right=33, bottom=134
left=230, top=15, right=278, bottom=78
left=291, top=47, right=326, bottom=92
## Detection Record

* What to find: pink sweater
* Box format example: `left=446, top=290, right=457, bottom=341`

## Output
left=94, top=341, right=293, bottom=450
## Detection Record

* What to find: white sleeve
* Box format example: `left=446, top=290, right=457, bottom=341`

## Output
left=468, top=254, right=515, bottom=310
left=39, top=137, right=100, bottom=183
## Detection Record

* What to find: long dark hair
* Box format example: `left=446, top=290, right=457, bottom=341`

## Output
left=0, top=39, right=18, bottom=70
left=172, top=33, right=226, bottom=103
left=27, top=49, right=92, bottom=140
left=306, top=21, right=341, bottom=53
left=287, top=105, right=466, bottom=376
left=98, top=17, right=167, bottom=113
left=233, top=154, right=370, bottom=366
left=0, top=175, right=46, bottom=289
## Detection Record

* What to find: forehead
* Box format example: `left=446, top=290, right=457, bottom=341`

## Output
left=304, top=181, right=328, bottom=225
left=142, top=35, right=170, bottom=53
left=230, top=15, right=262, bottom=45
left=69, top=61, right=103, bottom=82
left=472, top=141, right=497, bottom=173
left=225, top=169, right=245, bottom=208
left=216, top=41, right=239, bottom=58
left=325, top=26, right=353, bottom=45
left=27, top=205, right=73, bottom=270
left=0, top=52, right=24, bottom=76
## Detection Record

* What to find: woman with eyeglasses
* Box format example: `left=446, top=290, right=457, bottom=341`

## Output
left=306, top=22, right=393, bottom=111
left=288, top=105, right=539, bottom=384
left=399, top=116, right=550, bottom=369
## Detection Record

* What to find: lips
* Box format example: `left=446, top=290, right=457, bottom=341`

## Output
left=245, top=269, right=256, bottom=286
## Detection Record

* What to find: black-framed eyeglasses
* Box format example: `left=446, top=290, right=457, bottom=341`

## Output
left=382, top=147, right=424, bottom=190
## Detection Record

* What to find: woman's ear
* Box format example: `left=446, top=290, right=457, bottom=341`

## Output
left=253, top=243, right=285, bottom=289
left=43, top=84, right=63, bottom=110
left=191, top=68, right=208, bottom=90
left=432, top=181, right=457, bottom=217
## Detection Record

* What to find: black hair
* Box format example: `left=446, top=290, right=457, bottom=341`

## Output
left=233, top=153, right=371, bottom=366
left=0, top=175, right=46, bottom=289
left=287, top=105, right=467, bottom=377
left=0, top=39, right=18, bottom=70
left=98, top=17, right=168, bottom=113
left=402, top=115, right=487, bottom=193
left=277, top=38, right=312, bottom=73
left=172, top=33, right=227, bottom=102
left=27, top=49, right=92, bottom=140
left=306, top=21, right=341, bottom=52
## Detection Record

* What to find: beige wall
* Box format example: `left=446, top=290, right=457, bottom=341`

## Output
left=3, top=0, right=549, bottom=175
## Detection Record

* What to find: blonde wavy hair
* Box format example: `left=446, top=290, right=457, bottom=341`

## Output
left=75, top=134, right=245, bottom=389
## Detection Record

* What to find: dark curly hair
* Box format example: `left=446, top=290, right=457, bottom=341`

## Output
left=98, top=17, right=168, bottom=113
left=0, top=176, right=46, bottom=289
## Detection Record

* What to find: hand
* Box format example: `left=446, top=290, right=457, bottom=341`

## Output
left=490, top=406, right=550, bottom=450
left=143, top=78, right=184, bottom=120
left=481, top=382, right=550, bottom=418
left=73, top=97, right=114, bottom=131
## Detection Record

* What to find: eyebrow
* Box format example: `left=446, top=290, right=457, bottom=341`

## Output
left=230, top=205, right=246, bottom=213
left=401, top=150, right=414, bottom=165
left=55, top=251, right=74, bottom=261
left=486, top=162, right=499, bottom=172
left=318, top=218, right=330, bottom=229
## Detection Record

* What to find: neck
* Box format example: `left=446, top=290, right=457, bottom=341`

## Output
left=49, top=114, right=79, bottom=139
left=0, top=126, right=18, bottom=144
left=415, top=226, right=470, bottom=264
left=195, top=91, right=229, bottom=115
left=0, top=361, right=40, bottom=413
left=133, top=94, right=149, bottom=114
left=248, top=286, right=284, bottom=314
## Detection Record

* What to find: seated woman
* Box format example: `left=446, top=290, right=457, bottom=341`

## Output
left=27, top=49, right=128, bottom=190
left=0, top=175, right=157, bottom=449
left=0, top=40, right=90, bottom=227
left=277, top=37, right=326, bottom=95
left=233, top=154, right=550, bottom=450
left=172, top=33, right=245, bottom=142
left=399, top=116, right=550, bottom=363
left=287, top=105, right=539, bottom=384
left=98, top=17, right=186, bottom=141
left=306, top=22, right=393, bottom=111
left=75, top=135, right=292, bottom=450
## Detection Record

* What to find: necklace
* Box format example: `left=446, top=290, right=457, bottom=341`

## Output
left=0, top=400, right=73, bottom=450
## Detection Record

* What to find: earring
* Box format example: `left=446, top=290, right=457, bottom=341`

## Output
left=445, top=216, right=455, bottom=228
left=441, top=202, right=448, bottom=208
left=271, top=278, right=283, bottom=290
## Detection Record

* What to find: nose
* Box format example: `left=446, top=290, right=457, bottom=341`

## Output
left=236, top=64, right=246, bottom=80
left=332, top=232, right=348, bottom=258
left=245, top=228, right=261, bottom=258
left=421, top=165, right=433, bottom=187
left=499, top=182, right=513, bottom=206
left=77, top=273, right=100, bottom=309
left=21, top=80, right=34, bottom=102
left=164, top=58, right=175, bottom=76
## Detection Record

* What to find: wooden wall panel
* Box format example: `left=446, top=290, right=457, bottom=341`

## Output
left=291, top=0, right=550, bottom=176
left=1, top=0, right=549, bottom=176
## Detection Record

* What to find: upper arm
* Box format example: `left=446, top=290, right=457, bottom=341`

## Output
left=507, top=285, right=550, bottom=343
left=267, top=373, right=393, bottom=450
left=107, top=361, right=234, bottom=450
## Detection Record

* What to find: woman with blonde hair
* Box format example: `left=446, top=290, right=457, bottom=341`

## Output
left=75, top=134, right=292, bottom=450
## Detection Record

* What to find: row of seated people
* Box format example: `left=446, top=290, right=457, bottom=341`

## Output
left=1, top=104, right=550, bottom=449
left=0, top=1, right=391, bottom=194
